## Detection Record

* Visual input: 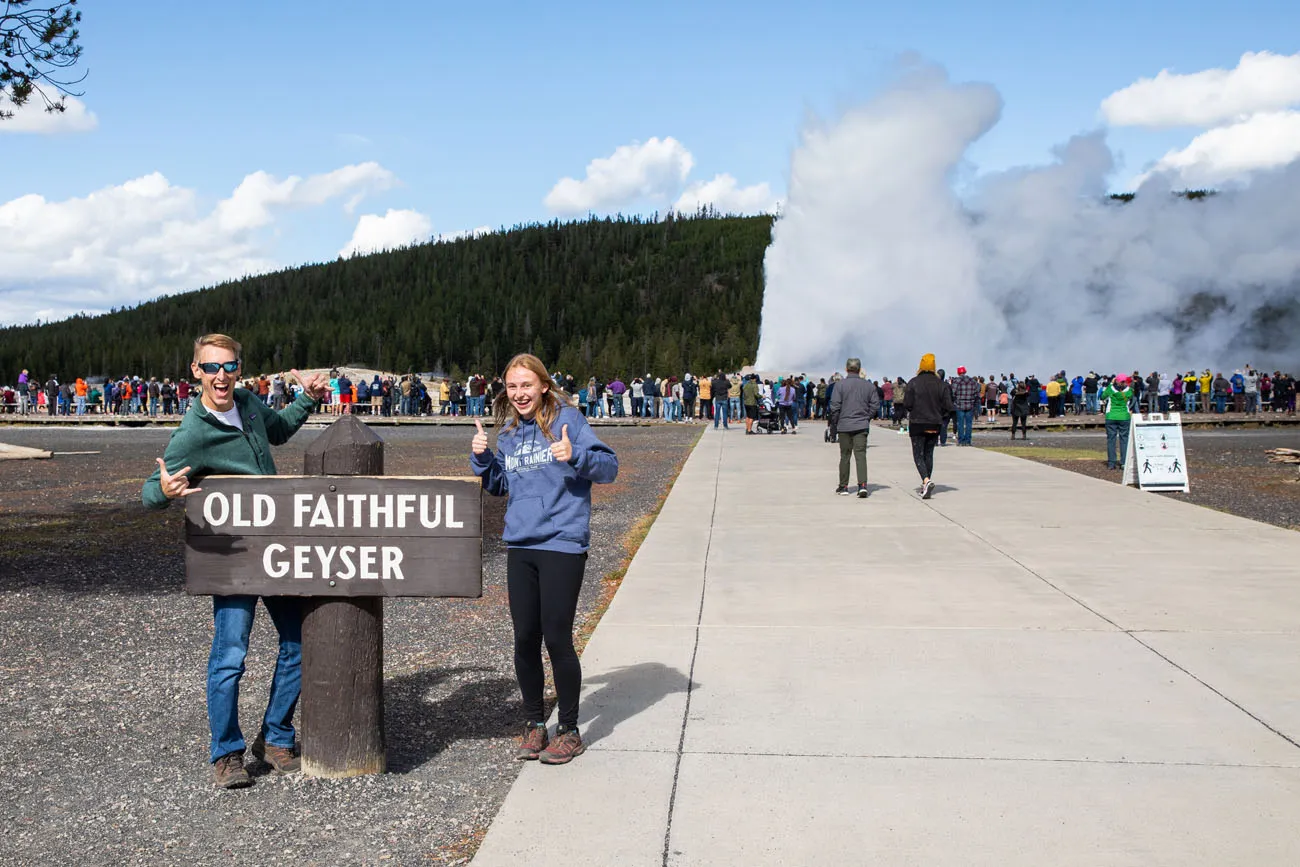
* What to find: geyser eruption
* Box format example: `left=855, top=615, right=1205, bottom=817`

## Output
left=757, top=64, right=1300, bottom=375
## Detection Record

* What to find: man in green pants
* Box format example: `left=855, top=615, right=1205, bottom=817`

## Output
left=829, top=358, right=881, bottom=498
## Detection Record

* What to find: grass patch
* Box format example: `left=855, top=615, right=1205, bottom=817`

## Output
left=984, top=446, right=1107, bottom=461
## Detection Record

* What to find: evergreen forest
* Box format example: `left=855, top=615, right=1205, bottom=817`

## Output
left=0, top=213, right=773, bottom=384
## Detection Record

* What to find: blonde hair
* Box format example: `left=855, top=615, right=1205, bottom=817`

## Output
left=193, top=333, right=242, bottom=363
left=493, top=353, right=567, bottom=439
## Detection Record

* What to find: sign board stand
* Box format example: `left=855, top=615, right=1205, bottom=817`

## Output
left=184, top=415, right=483, bottom=778
left=1122, top=412, right=1190, bottom=493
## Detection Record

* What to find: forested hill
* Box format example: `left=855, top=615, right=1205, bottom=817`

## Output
left=0, top=213, right=773, bottom=384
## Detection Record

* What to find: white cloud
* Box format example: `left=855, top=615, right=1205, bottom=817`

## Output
left=1103, top=50, right=1300, bottom=128
left=340, top=209, right=433, bottom=257
left=215, top=162, right=395, bottom=233
left=544, top=136, right=694, bottom=214
left=674, top=174, right=780, bottom=215
left=1136, top=110, right=1300, bottom=188
left=0, top=163, right=398, bottom=325
left=0, top=92, right=97, bottom=133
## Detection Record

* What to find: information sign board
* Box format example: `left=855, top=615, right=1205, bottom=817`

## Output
left=1123, top=414, right=1190, bottom=492
left=184, top=475, right=482, bottom=597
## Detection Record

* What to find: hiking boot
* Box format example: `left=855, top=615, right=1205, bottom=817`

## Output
left=517, top=723, right=549, bottom=761
left=251, top=736, right=300, bottom=773
left=835, top=485, right=850, bottom=496
left=857, top=483, right=869, bottom=499
left=539, top=727, right=586, bottom=765
left=213, top=751, right=252, bottom=789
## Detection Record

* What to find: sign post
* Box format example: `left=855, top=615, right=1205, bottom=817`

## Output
left=184, top=415, right=482, bottom=778
left=1122, top=412, right=1190, bottom=493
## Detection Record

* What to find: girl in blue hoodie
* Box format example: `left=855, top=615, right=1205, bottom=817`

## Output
left=470, top=353, right=619, bottom=764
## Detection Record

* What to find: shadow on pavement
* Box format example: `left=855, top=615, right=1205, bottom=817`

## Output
left=579, top=662, right=694, bottom=747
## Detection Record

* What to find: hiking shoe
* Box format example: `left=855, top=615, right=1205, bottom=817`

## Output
left=921, top=480, right=934, bottom=499
left=213, top=751, right=252, bottom=789
left=835, top=485, right=850, bottom=496
left=857, top=484, right=869, bottom=499
left=517, top=723, right=549, bottom=761
left=539, top=727, right=586, bottom=765
left=251, top=736, right=300, bottom=773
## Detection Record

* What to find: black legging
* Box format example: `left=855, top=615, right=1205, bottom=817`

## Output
left=910, top=428, right=939, bottom=481
left=1010, top=412, right=1027, bottom=437
left=507, top=548, right=586, bottom=728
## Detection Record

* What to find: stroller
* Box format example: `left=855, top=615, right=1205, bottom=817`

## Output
left=752, top=396, right=782, bottom=434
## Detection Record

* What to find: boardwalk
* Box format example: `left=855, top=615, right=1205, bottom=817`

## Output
left=473, top=424, right=1300, bottom=866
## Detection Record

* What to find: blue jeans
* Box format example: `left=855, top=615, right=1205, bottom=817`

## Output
left=729, top=396, right=741, bottom=420
left=208, top=595, right=302, bottom=762
left=1085, top=393, right=1099, bottom=413
left=1183, top=393, right=1196, bottom=413
left=1214, top=395, right=1227, bottom=413
left=955, top=408, right=974, bottom=444
left=1105, top=418, right=1130, bottom=469
left=713, top=397, right=730, bottom=428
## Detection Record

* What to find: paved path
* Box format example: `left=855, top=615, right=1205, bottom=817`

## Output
left=473, top=424, right=1300, bottom=866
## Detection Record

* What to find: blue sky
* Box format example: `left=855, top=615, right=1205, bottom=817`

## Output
left=3, top=0, right=1298, bottom=324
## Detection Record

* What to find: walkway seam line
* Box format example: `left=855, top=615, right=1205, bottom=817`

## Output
left=660, top=430, right=723, bottom=867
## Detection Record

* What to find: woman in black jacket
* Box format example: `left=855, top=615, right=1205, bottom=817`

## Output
left=904, top=354, right=953, bottom=499
left=1010, top=382, right=1030, bottom=439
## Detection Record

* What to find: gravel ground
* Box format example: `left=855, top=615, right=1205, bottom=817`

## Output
left=0, top=421, right=701, bottom=866
left=970, top=426, right=1300, bottom=530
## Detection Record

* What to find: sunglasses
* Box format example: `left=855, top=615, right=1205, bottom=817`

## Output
left=196, top=361, right=241, bottom=374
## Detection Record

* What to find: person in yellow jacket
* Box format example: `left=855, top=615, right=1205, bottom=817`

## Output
left=1182, top=371, right=1199, bottom=412
left=1044, top=377, right=1062, bottom=418
left=698, top=373, right=712, bottom=420
left=1198, top=369, right=1212, bottom=413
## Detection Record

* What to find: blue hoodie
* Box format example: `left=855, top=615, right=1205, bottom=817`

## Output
left=471, top=405, right=618, bottom=553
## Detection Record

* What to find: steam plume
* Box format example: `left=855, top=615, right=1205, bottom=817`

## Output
left=757, top=64, right=1300, bottom=376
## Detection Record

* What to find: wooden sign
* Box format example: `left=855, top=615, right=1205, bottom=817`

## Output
left=184, top=475, right=482, bottom=597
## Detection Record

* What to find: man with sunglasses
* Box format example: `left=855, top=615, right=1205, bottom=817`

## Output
left=142, top=333, right=329, bottom=789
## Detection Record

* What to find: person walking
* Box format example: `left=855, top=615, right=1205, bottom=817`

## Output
left=828, top=358, right=880, bottom=498
left=142, top=333, right=329, bottom=789
left=470, top=353, right=618, bottom=765
left=904, top=353, right=952, bottom=499
left=1101, top=373, right=1134, bottom=471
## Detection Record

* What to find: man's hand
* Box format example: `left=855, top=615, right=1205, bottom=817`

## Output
left=290, top=369, right=330, bottom=400
left=157, top=458, right=201, bottom=500
left=550, top=424, right=572, bottom=463
left=472, top=419, right=489, bottom=455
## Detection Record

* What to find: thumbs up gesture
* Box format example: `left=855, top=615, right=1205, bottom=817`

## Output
left=157, top=457, right=201, bottom=500
left=550, top=424, right=573, bottom=463
left=471, top=418, right=489, bottom=455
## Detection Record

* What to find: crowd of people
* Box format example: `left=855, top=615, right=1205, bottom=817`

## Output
left=6, top=364, right=1297, bottom=429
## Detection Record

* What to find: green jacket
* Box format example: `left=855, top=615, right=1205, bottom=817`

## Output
left=1101, top=385, right=1133, bottom=422
left=142, top=387, right=317, bottom=510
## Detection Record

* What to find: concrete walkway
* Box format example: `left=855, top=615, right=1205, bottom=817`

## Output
left=472, top=424, right=1300, bottom=866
